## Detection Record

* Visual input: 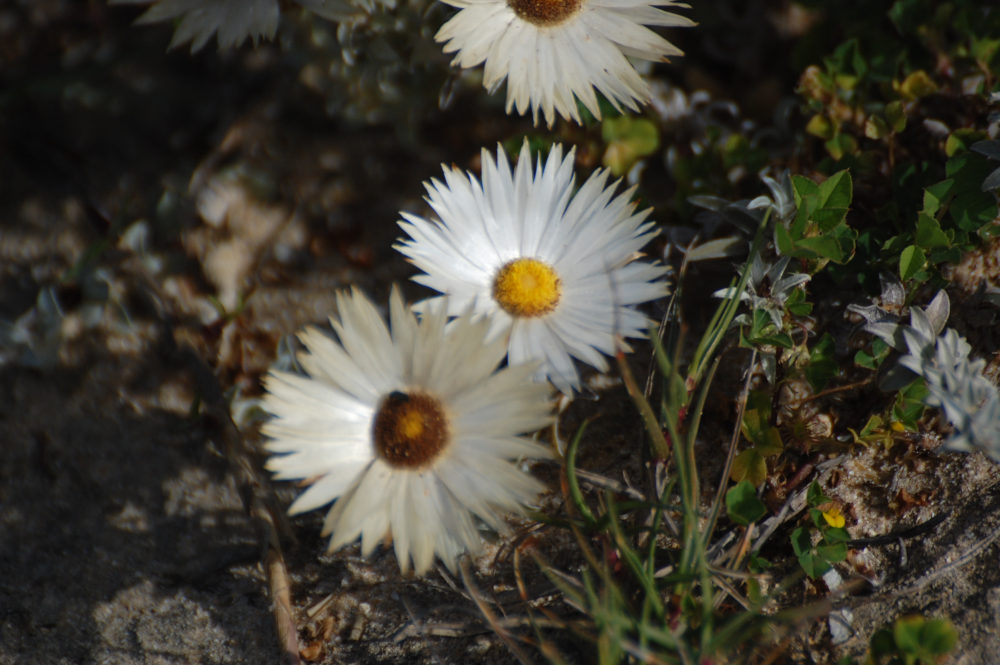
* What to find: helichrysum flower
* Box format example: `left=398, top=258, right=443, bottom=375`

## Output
left=435, top=0, right=694, bottom=127
left=395, top=141, right=669, bottom=395
left=112, top=0, right=369, bottom=52
left=112, top=0, right=280, bottom=51
left=261, top=287, right=553, bottom=574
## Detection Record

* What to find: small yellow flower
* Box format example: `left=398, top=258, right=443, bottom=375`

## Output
left=821, top=505, right=846, bottom=529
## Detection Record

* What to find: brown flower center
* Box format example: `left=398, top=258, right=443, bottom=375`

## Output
left=508, top=0, right=582, bottom=27
left=372, top=391, right=450, bottom=469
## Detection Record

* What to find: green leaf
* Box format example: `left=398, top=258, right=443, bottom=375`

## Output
left=565, top=422, right=596, bottom=525
left=743, top=309, right=795, bottom=348
left=726, top=480, right=767, bottom=526
left=805, top=333, right=837, bottom=391
left=898, top=70, right=937, bottom=100
left=918, top=618, right=958, bottom=655
left=855, top=338, right=890, bottom=370
left=815, top=542, right=847, bottom=564
left=825, top=133, right=858, bottom=160
left=972, top=37, right=1000, bottom=67
left=748, top=552, right=771, bottom=572
left=922, top=179, right=954, bottom=217
left=824, top=527, right=850, bottom=544
left=914, top=213, right=951, bottom=249
left=792, top=174, right=820, bottom=209
left=885, top=100, right=906, bottom=133
left=795, top=234, right=850, bottom=262
left=893, top=616, right=958, bottom=658
left=807, top=114, right=834, bottom=139
left=864, top=114, right=889, bottom=140
left=741, top=390, right=772, bottom=437
left=806, top=481, right=830, bottom=507
left=731, top=448, right=769, bottom=486
left=899, top=244, right=926, bottom=281
left=854, top=348, right=878, bottom=369
left=774, top=221, right=797, bottom=257
left=790, top=527, right=811, bottom=557
left=869, top=627, right=897, bottom=658
left=778, top=171, right=855, bottom=263
left=893, top=379, right=929, bottom=429
left=602, top=116, right=660, bottom=176
left=946, top=152, right=999, bottom=231
left=785, top=287, right=813, bottom=316
left=791, top=527, right=831, bottom=579
left=817, top=170, right=852, bottom=209
left=825, top=39, right=867, bottom=80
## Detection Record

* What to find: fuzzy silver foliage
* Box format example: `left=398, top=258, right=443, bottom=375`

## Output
left=971, top=140, right=1000, bottom=192
left=898, top=314, right=1000, bottom=459
left=112, top=0, right=383, bottom=52
left=747, top=170, right=797, bottom=225
left=712, top=252, right=810, bottom=384
left=714, top=254, right=809, bottom=331
left=857, top=290, right=1000, bottom=461
left=112, top=0, right=279, bottom=51
left=689, top=169, right=795, bottom=237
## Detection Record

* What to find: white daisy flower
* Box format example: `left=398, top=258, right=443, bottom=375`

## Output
left=435, top=0, right=695, bottom=127
left=395, top=141, right=669, bottom=395
left=260, top=287, right=553, bottom=575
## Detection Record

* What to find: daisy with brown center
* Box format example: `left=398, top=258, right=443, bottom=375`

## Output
left=260, top=287, right=553, bottom=575
left=435, top=0, right=695, bottom=127
left=395, top=141, right=670, bottom=395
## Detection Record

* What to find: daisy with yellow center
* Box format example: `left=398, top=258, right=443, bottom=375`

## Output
left=435, top=0, right=695, bottom=127
left=395, top=141, right=670, bottom=395
left=260, top=287, right=553, bottom=575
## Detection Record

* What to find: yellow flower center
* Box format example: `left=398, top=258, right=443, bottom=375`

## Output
left=372, top=391, right=449, bottom=469
left=492, top=257, right=562, bottom=318
left=508, top=0, right=582, bottom=27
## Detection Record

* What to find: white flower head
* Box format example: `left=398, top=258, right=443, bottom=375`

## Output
left=435, top=0, right=695, bottom=127
left=395, top=141, right=670, bottom=395
left=261, top=287, right=553, bottom=575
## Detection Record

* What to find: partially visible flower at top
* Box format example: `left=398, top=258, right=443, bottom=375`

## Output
left=111, top=0, right=378, bottom=52
left=261, top=287, right=553, bottom=575
left=395, top=141, right=669, bottom=395
left=435, top=0, right=695, bottom=127
left=112, top=0, right=279, bottom=51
